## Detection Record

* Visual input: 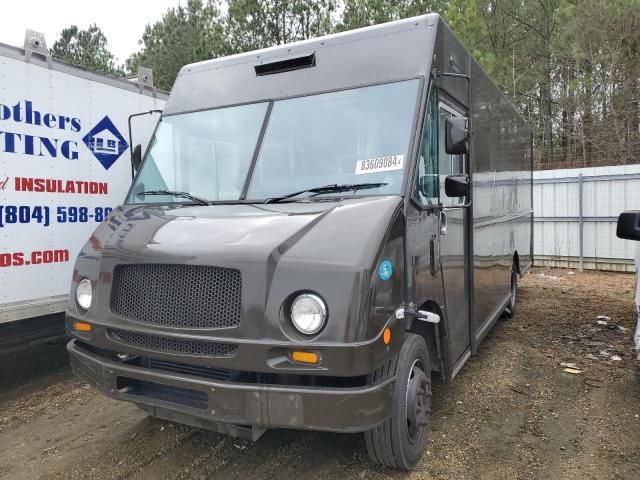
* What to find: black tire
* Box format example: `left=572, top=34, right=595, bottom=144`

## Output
left=364, top=333, right=431, bottom=470
left=504, top=270, right=518, bottom=318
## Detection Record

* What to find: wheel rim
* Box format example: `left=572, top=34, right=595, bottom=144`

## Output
left=405, top=359, right=430, bottom=444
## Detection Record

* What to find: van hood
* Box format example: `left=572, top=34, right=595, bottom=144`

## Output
left=99, top=196, right=402, bottom=269
left=73, top=195, right=404, bottom=343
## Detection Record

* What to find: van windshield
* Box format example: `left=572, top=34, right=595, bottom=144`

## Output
left=128, top=79, right=419, bottom=204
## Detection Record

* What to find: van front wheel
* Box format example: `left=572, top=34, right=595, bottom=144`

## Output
left=364, top=333, right=431, bottom=470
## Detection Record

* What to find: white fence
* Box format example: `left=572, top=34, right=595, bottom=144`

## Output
left=534, top=164, right=640, bottom=272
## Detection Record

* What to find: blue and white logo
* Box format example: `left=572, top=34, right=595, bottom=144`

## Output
left=378, top=260, right=393, bottom=281
left=82, top=116, right=128, bottom=170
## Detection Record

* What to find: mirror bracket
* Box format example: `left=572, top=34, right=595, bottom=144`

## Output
left=131, top=144, right=142, bottom=178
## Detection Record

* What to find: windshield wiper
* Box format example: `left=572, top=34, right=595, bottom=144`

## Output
left=264, top=182, right=387, bottom=204
left=137, top=190, right=210, bottom=206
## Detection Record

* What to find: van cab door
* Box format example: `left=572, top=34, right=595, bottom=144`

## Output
left=407, top=90, right=443, bottom=321
left=437, top=100, right=471, bottom=374
left=407, top=91, right=471, bottom=377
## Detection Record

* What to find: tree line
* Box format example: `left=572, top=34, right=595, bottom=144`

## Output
left=50, top=0, right=640, bottom=170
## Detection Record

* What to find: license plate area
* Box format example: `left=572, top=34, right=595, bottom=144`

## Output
left=116, top=376, right=208, bottom=410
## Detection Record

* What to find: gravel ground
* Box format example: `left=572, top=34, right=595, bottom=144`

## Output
left=0, top=268, right=639, bottom=480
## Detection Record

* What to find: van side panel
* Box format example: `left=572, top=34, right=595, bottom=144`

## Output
left=468, top=47, right=533, bottom=334
left=435, top=20, right=533, bottom=339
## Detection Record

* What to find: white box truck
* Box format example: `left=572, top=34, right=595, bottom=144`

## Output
left=0, top=31, right=167, bottom=337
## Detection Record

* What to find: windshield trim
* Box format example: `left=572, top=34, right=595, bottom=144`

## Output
left=121, top=192, right=402, bottom=208
left=159, top=76, right=423, bottom=120
left=240, top=101, right=274, bottom=199
left=404, top=74, right=442, bottom=209
left=124, top=113, right=163, bottom=202
left=401, top=75, right=428, bottom=200
left=125, top=76, right=424, bottom=206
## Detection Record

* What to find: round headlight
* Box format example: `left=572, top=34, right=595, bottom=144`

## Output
left=290, top=293, right=327, bottom=335
left=76, top=278, right=93, bottom=311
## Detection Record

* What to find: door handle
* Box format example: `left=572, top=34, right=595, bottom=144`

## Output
left=440, top=211, right=447, bottom=235
left=429, top=237, right=436, bottom=277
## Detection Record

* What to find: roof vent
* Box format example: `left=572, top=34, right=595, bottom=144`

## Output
left=254, top=52, right=316, bottom=76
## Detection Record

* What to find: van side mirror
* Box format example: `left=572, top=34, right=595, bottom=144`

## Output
left=616, top=210, right=640, bottom=241
left=444, top=174, right=469, bottom=198
left=418, top=174, right=439, bottom=198
left=132, top=144, right=142, bottom=172
left=445, top=117, right=469, bottom=155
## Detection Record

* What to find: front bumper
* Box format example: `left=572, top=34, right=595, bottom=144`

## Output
left=68, top=339, right=394, bottom=434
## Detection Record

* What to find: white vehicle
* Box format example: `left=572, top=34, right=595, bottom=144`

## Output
left=616, top=210, right=640, bottom=350
left=636, top=245, right=639, bottom=351
left=0, top=31, right=167, bottom=325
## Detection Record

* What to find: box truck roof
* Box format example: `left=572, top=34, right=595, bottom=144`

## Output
left=0, top=38, right=164, bottom=100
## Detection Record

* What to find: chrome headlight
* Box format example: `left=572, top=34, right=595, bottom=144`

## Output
left=76, top=278, right=93, bottom=310
left=290, top=293, right=327, bottom=335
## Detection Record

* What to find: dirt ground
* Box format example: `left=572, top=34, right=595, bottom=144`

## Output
left=1, top=268, right=639, bottom=480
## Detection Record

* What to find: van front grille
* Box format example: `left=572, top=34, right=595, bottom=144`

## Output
left=108, top=329, right=238, bottom=357
left=110, top=264, right=242, bottom=329
left=147, top=358, right=234, bottom=381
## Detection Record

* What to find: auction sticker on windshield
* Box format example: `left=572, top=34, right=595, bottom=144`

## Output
left=355, top=155, right=404, bottom=175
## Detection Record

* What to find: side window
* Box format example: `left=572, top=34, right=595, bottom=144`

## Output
left=438, top=103, right=466, bottom=206
left=414, top=91, right=438, bottom=206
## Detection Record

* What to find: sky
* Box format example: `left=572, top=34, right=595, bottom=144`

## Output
left=0, top=0, right=183, bottom=64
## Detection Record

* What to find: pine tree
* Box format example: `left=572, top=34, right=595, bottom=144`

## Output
left=51, top=25, right=123, bottom=76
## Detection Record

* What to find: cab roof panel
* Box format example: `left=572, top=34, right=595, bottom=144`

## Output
left=164, top=14, right=439, bottom=115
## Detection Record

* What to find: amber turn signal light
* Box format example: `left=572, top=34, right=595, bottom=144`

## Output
left=291, top=350, right=319, bottom=364
left=383, top=327, right=391, bottom=345
left=73, top=321, right=93, bottom=332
